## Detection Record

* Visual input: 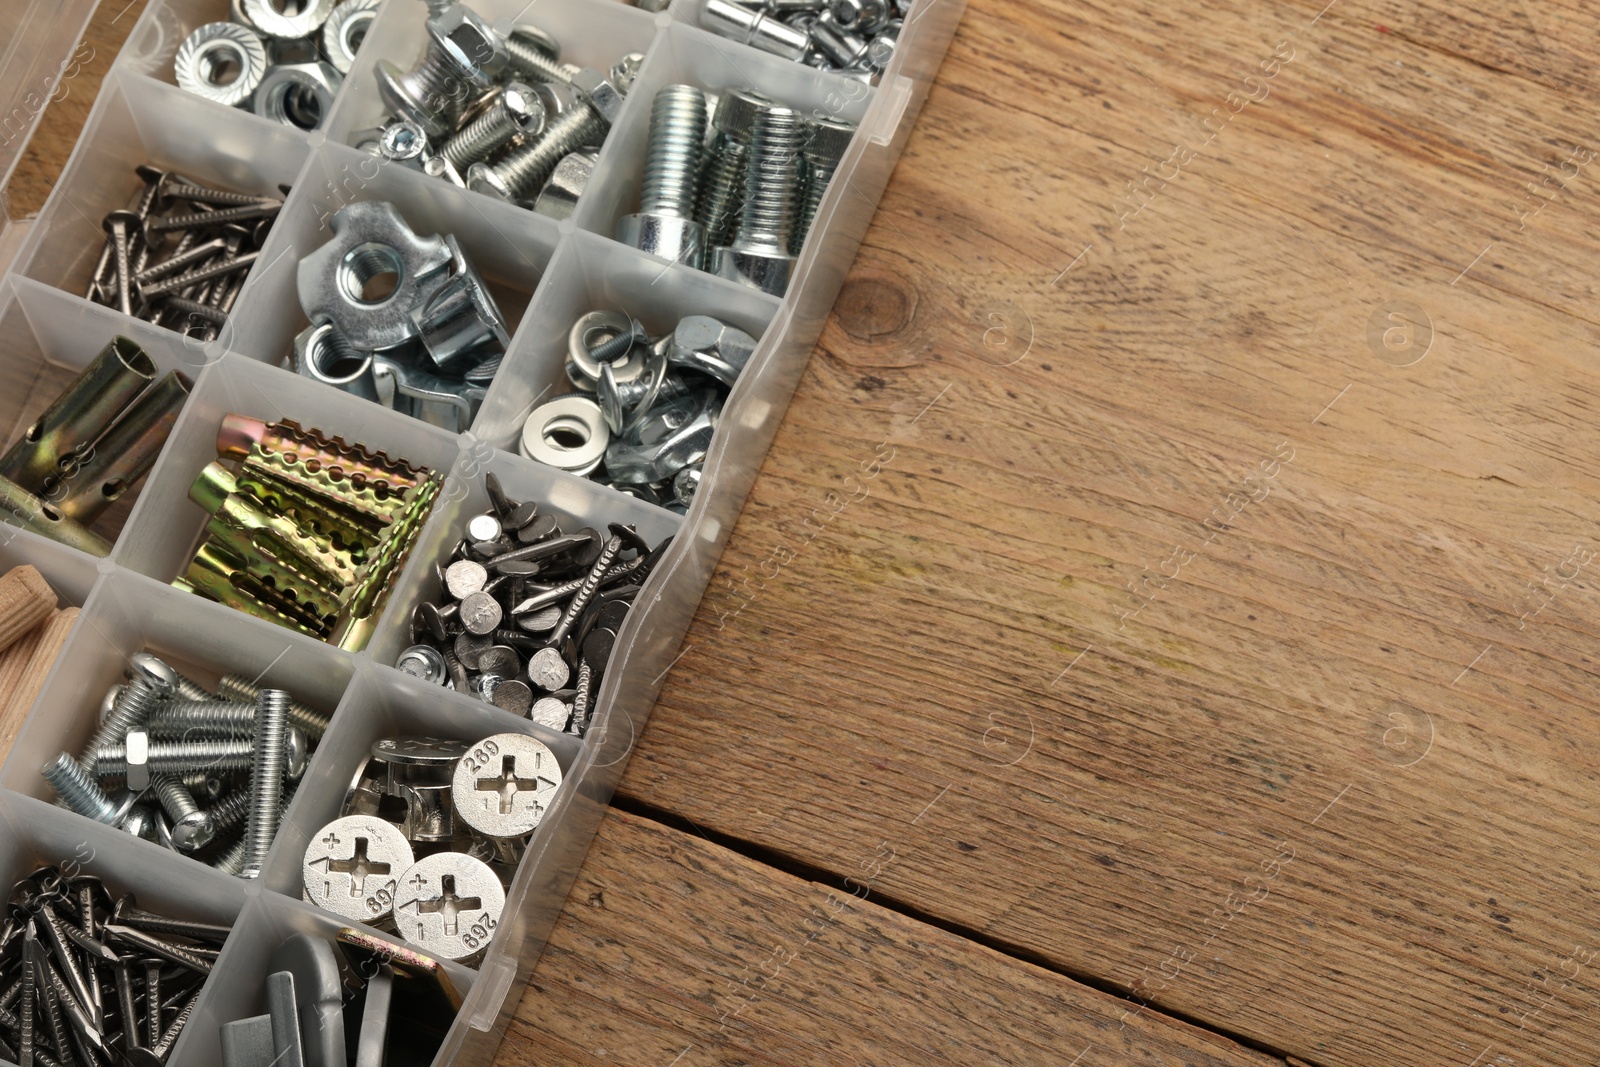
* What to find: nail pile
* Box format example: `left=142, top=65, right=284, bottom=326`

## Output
left=39, top=651, right=326, bottom=878
left=88, top=167, right=284, bottom=341
left=0, top=866, right=222, bottom=1066
left=306, top=731, right=557, bottom=960
left=174, top=414, right=443, bottom=651
left=397, top=473, right=670, bottom=736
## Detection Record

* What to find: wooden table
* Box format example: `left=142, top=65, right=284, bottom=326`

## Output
left=15, top=2, right=1600, bottom=1064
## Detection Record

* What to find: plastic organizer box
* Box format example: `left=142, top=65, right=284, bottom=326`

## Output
left=0, top=0, right=965, bottom=1063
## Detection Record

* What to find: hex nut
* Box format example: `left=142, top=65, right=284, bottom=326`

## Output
left=568, top=67, right=625, bottom=125
left=174, top=22, right=269, bottom=109
left=254, top=61, right=343, bottom=130
left=432, top=4, right=508, bottom=80
left=532, top=150, right=597, bottom=220
left=125, top=731, right=150, bottom=792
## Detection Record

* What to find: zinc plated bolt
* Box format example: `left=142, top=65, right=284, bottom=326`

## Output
left=618, top=85, right=710, bottom=267
left=467, top=100, right=606, bottom=201
left=143, top=701, right=254, bottom=739
left=696, top=90, right=768, bottom=248
left=80, top=678, right=160, bottom=774
left=701, top=0, right=810, bottom=59
left=40, top=755, right=134, bottom=826
left=92, top=740, right=255, bottom=778
left=216, top=674, right=330, bottom=739
left=206, top=789, right=251, bottom=836
left=504, top=31, right=573, bottom=85
left=712, top=103, right=807, bottom=296
left=792, top=117, right=854, bottom=253
left=375, top=5, right=505, bottom=138
left=241, top=689, right=290, bottom=878
left=151, top=776, right=216, bottom=851
left=440, top=82, right=545, bottom=169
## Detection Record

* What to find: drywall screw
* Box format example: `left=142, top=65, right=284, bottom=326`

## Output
left=619, top=85, right=709, bottom=265
left=546, top=531, right=623, bottom=648
left=440, top=83, right=544, bottom=169
left=215, top=674, right=329, bottom=739
left=144, top=701, right=254, bottom=739
left=151, top=776, right=216, bottom=851
left=147, top=201, right=281, bottom=234
left=792, top=117, right=854, bottom=253
left=91, top=740, right=254, bottom=777
left=17, top=927, right=34, bottom=1067
left=162, top=183, right=278, bottom=207
left=80, top=678, right=159, bottom=773
left=131, top=237, right=228, bottom=286
left=569, top=660, right=592, bottom=735
left=41, top=755, right=125, bottom=825
left=468, top=101, right=606, bottom=201
left=241, top=689, right=290, bottom=878
left=102, top=211, right=139, bottom=316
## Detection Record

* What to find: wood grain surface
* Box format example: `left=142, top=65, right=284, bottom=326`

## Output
left=12, top=0, right=1600, bottom=1065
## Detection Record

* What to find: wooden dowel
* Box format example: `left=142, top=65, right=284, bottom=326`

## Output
left=0, top=565, right=56, bottom=655
left=3, top=606, right=79, bottom=730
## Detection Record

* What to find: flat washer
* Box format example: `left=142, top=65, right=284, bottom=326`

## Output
left=519, top=395, right=609, bottom=476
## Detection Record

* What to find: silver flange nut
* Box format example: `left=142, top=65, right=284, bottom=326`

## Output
left=174, top=22, right=269, bottom=108
left=243, top=0, right=335, bottom=39
left=605, top=389, right=721, bottom=485
left=668, top=315, right=757, bottom=386
left=255, top=61, right=343, bottom=130
left=451, top=732, right=561, bottom=838
left=396, top=644, right=449, bottom=685
left=294, top=323, right=380, bottom=403
left=567, top=310, right=647, bottom=388
left=712, top=245, right=795, bottom=298
left=568, top=67, right=625, bottom=126
left=303, top=814, right=415, bottom=923
left=616, top=213, right=706, bottom=269
left=391, top=852, right=505, bottom=960
left=323, top=0, right=381, bottom=74
left=519, top=395, right=610, bottom=477
left=532, top=150, right=597, bottom=221
left=433, top=4, right=509, bottom=80
left=298, top=200, right=455, bottom=353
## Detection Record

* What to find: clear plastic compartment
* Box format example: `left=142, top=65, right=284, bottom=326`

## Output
left=0, top=0, right=968, bottom=1060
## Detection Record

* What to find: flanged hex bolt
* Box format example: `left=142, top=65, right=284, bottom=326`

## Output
left=617, top=85, right=710, bottom=267
left=375, top=4, right=508, bottom=139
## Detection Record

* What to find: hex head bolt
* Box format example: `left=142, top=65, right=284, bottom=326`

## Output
left=468, top=96, right=608, bottom=201
left=150, top=776, right=216, bottom=851
left=241, top=689, right=290, bottom=879
left=375, top=6, right=503, bottom=138
left=440, top=82, right=545, bottom=169
left=617, top=86, right=709, bottom=267
left=792, top=117, right=854, bottom=253
left=712, top=104, right=807, bottom=296
left=78, top=676, right=159, bottom=774
left=92, top=740, right=255, bottom=778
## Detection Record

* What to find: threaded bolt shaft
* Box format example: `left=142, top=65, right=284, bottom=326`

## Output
left=208, top=790, right=251, bottom=836
left=504, top=37, right=571, bottom=84
left=152, top=775, right=215, bottom=850
left=242, top=690, right=290, bottom=878
left=477, top=104, right=605, bottom=199
left=41, top=754, right=118, bottom=823
left=792, top=157, right=837, bottom=253
left=587, top=320, right=645, bottom=364
left=697, top=136, right=751, bottom=248
left=93, top=740, right=254, bottom=777
left=640, top=85, right=708, bottom=218
left=734, top=106, right=807, bottom=253
left=79, top=679, right=159, bottom=774
left=216, top=674, right=329, bottom=739
left=152, top=776, right=201, bottom=822
left=145, top=701, right=254, bottom=739
left=211, top=836, right=247, bottom=876
left=442, top=96, right=523, bottom=169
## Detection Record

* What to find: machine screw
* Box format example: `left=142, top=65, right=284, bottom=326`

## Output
left=440, top=83, right=545, bottom=169
left=41, top=754, right=128, bottom=825
left=712, top=103, right=807, bottom=296
left=151, top=777, right=216, bottom=851
left=467, top=100, right=606, bottom=201
left=216, top=673, right=330, bottom=739
left=144, top=700, right=255, bottom=739
left=91, top=740, right=255, bottom=778
left=617, top=85, right=709, bottom=267
left=503, top=31, right=572, bottom=85
left=241, top=690, right=291, bottom=878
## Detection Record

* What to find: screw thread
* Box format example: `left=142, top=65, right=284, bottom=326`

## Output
left=164, top=183, right=276, bottom=207
left=588, top=320, right=644, bottom=364
left=242, top=690, right=290, bottom=876
left=735, top=107, right=807, bottom=251
left=171, top=672, right=213, bottom=702
left=792, top=158, right=836, bottom=253
left=146, top=701, right=255, bottom=739
left=207, top=790, right=252, bottom=835
left=41, top=754, right=116, bottom=822
left=494, top=104, right=605, bottom=197
left=151, top=776, right=201, bottom=823
left=80, top=679, right=158, bottom=773
left=150, top=202, right=280, bottom=232
left=216, top=674, right=329, bottom=739
left=402, top=47, right=471, bottom=121
left=696, top=138, right=749, bottom=247
left=211, top=836, right=247, bottom=875
left=504, top=37, right=572, bottom=84
left=93, top=740, right=255, bottom=777
left=442, top=99, right=522, bottom=169
left=549, top=534, right=623, bottom=647
left=641, top=85, right=708, bottom=217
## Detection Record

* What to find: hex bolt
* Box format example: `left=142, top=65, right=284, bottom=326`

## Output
left=440, top=82, right=545, bottom=169
left=696, top=90, right=768, bottom=248
left=792, top=117, right=854, bottom=253
left=712, top=104, right=807, bottom=296
left=41, top=755, right=127, bottom=825
left=215, top=673, right=329, bottom=739
left=241, top=689, right=290, bottom=878
left=151, top=777, right=216, bottom=851
left=93, top=739, right=254, bottom=778
left=374, top=6, right=504, bottom=138
left=79, top=678, right=159, bottom=773
left=468, top=100, right=606, bottom=201
left=618, top=85, right=709, bottom=266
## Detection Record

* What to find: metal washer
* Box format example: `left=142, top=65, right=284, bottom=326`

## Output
left=519, top=395, right=610, bottom=476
